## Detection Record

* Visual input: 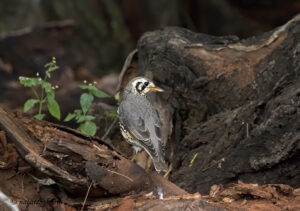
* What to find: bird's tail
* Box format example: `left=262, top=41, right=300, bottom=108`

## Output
left=153, top=157, right=168, bottom=173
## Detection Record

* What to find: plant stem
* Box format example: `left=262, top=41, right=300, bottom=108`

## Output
left=31, top=86, right=43, bottom=116
left=31, top=87, right=39, bottom=99
left=41, top=76, right=47, bottom=104
left=38, top=74, right=48, bottom=116
left=38, top=101, right=42, bottom=116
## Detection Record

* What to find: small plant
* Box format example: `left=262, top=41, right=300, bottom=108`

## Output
left=64, top=81, right=109, bottom=136
left=19, top=57, right=61, bottom=120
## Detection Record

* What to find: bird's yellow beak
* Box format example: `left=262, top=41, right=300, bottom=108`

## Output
left=149, top=86, right=164, bottom=92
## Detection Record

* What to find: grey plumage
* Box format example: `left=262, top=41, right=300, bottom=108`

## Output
left=118, top=77, right=168, bottom=172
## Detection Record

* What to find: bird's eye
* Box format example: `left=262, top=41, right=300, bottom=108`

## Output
left=136, top=82, right=142, bottom=91
left=144, top=81, right=149, bottom=86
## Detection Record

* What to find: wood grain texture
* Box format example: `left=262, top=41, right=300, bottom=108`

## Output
left=118, top=14, right=300, bottom=194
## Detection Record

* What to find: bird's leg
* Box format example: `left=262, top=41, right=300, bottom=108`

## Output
left=163, top=164, right=173, bottom=178
left=131, top=151, right=140, bottom=161
left=144, top=155, right=149, bottom=171
left=131, top=146, right=141, bottom=162
left=145, top=155, right=153, bottom=172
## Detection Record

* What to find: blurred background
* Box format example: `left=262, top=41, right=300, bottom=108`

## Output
left=0, top=0, right=299, bottom=77
left=0, top=0, right=299, bottom=129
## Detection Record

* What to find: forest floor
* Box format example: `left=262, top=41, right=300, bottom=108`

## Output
left=0, top=143, right=299, bottom=211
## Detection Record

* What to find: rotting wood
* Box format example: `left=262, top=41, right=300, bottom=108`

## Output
left=0, top=107, right=225, bottom=210
left=0, top=107, right=152, bottom=195
left=0, top=108, right=181, bottom=195
left=119, top=14, right=300, bottom=194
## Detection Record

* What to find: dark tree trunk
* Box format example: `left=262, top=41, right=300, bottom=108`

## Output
left=120, top=14, right=300, bottom=194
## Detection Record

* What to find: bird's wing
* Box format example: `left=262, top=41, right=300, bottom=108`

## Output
left=118, top=99, right=161, bottom=156
left=150, top=108, right=166, bottom=154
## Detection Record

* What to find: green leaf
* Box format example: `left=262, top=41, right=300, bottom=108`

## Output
left=76, top=115, right=95, bottom=123
left=80, top=93, right=94, bottom=114
left=80, top=85, right=109, bottom=98
left=24, top=99, right=39, bottom=112
left=76, top=115, right=85, bottom=123
left=80, top=85, right=96, bottom=92
left=19, top=77, right=42, bottom=87
left=92, top=89, right=109, bottom=98
left=74, top=109, right=82, bottom=116
left=34, top=113, right=45, bottom=120
left=48, top=65, right=59, bottom=72
left=44, top=60, right=53, bottom=68
left=42, top=81, right=53, bottom=94
left=84, top=115, right=96, bottom=121
left=46, top=96, right=61, bottom=120
left=64, top=113, right=76, bottom=122
left=45, top=60, right=59, bottom=78
left=79, top=121, right=97, bottom=136
left=114, top=92, right=120, bottom=101
left=45, top=71, right=51, bottom=78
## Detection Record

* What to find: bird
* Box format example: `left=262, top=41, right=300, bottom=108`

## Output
left=118, top=77, right=168, bottom=173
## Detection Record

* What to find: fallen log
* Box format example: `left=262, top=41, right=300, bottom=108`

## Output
left=0, top=107, right=150, bottom=196
left=0, top=107, right=225, bottom=210
left=0, top=106, right=185, bottom=196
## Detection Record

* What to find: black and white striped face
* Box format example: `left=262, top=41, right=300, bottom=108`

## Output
left=131, top=77, right=163, bottom=95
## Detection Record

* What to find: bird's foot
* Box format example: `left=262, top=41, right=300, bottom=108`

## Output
left=131, top=151, right=140, bottom=162
left=145, top=155, right=152, bottom=172
left=163, top=164, right=173, bottom=178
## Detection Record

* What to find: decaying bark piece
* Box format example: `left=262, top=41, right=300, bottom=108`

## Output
left=205, top=181, right=300, bottom=211
left=120, top=14, right=300, bottom=194
left=0, top=107, right=225, bottom=210
left=90, top=192, right=226, bottom=211
left=0, top=107, right=152, bottom=196
left=135, top=193, right=225, bottom=211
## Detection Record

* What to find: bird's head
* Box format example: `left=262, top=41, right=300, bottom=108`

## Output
left=127, top=77, right=164, bottom=96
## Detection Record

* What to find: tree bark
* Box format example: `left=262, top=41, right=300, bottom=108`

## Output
left=120, top=14, right=300, bottom=194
